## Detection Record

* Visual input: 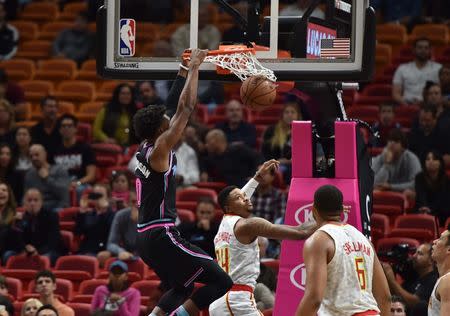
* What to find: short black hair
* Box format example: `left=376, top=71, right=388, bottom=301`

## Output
left=58, top=113, right=78, bottom=126
left=313, top=185, right=343, bottom=216
left=420, top=104, right=437, bottom=118
left=133, top=105, right=166, bottom=142
left=414, top=37, right=431, bottom=47
left=40, top=96, right=57, bottom=108
left=391, top=295, right=406, bottom=309
left=218, top=186, right=238, bottom=212
left=36, top=304, right=58, bottom=316
left=35, top=270, right=56, bottom=283
left=387, top=128, right=408, bottom=148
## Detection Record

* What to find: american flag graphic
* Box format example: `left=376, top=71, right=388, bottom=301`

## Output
left=320, top=38, right=351, bottom=58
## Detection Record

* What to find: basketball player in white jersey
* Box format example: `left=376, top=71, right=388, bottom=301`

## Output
left=428, top=225, right=450, bottom=316
left=209, top=159, right=316, bottom=316
left=296, top=185, right=391, bottom=316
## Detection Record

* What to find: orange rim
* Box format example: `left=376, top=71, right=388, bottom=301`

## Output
left=182, top=47, right=255, bottom=59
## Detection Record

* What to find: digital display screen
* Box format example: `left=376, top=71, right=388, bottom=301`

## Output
left=306, top=21, right=337, bottom=59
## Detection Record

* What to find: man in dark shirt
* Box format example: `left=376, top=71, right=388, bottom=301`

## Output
left=408, top=105, right=439, bottom=162
left=201, top=129, right=261, bottom=187
left=31, top=96, right=62, bottom=160
left=53, top=114, right=96, bottom=195
left=215, top=99, right=257, bottom=148
left=178, top=197, right=219, bottom=258
left=382, top=243, right=438, bottom=311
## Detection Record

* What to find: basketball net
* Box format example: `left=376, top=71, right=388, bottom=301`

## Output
left=204, top=51, right=277, bottom=82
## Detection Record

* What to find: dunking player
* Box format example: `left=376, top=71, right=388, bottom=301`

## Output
left=133, top=49, right=233, bottom=316
left=209, top=159, right=316, bottom=316
left=428, top=225, right=450, bottom=316
left=295, top=185, right=391, bottom=316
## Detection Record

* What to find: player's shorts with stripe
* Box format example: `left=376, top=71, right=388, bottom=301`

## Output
left=209, top=286, right=263, bottom=316
left=136, top=222, right=220, bottom=288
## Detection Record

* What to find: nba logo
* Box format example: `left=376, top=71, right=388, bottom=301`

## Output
left=119, top=19, right=136, bottom=57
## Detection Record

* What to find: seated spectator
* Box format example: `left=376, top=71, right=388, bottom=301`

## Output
left=110, top=171, right=131, bottom=210
left=215, top=99, right=257, bottom=148
left=390, top=295, right=407, bottom=316
left=370, top=0, right=422, bottom=25
left=372, top=129, right=422, bottom=192
left=24, top=144, right=71, bottom=211
left=177, top=197, right=219, bottom=257
left=0, top=3, right=18, bottom=61
left=0, top=70, right=26, bottom=121
left=91, top=261, right=140, bottom=316
left=201, top=129, right=261, bottom=187
left=15, top=189, right=67, bottom=264
left=135, top=81, right=163, bottom=107
left=75, top=184, right=114, bottom=264
left=250, top=164, right=286, bottom=224
left=106, top=191, right=138, bottom=261
left=53, top=114, right=96, bottom=196
left=280, top=0, right=325, bottom=19
left=36, top=305, right=58, bottom=316
left=423, top=81, right=445, bottom=116
left=31, top=97, right=62, bottom=159
left=52, top=11, right=94, bottom=65
left=0, top=295, right=14, bottom=316
left=414, top=150, right=450, bottom=225
left=0, top=276, right=7, bottom=297
left=0, top=143, right=23, bottom=202
left=21, top=298, right=43, bottom=316
left=174, top=133, right=200, bottom=187
left=34, top=270, right=74, bottom=316
left=440, top=65, right=450, bottom=99
left=0, top=181, right=19, bottom=264
left=382, top=243, right=438, bottom=311
left=0, top=99, right=16, bottom=146
left=13, top=127, right=32, bottom=172
left=392, top=38, right=442, bottom=105
left=93, top=83, right=139, bottom=146
left=372, top=103, right=401, bottom=148
left=408, top=105, right=439, bottom=162
left=170, top=5, right=220, bottom=56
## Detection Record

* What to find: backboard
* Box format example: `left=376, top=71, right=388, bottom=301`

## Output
left=97, top=0, right=376, bottom=82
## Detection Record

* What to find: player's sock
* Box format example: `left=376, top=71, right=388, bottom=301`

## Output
left=170, top=305, right=189, bottom=316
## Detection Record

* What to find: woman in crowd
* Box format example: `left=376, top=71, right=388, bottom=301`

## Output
left=13, top=126, right=32, bottom=172
left=110, top=170, right=131, bottom=211
left=0, top=99, right=16, bottom=146
left=93, top=83, right=139, bottom=146
left=0, top=181, right=18, bottom=264
left=0, top=143, right=23, bottom=202
left=21, top=298, right=43, bottom=316
left=414, top=150, right=450, bottom=225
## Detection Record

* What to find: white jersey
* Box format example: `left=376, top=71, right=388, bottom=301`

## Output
left=428, top=271, right=450, bottom=316
left=214, top=214, right=260, bottom=288
left=317, top=224, right=380, bottom=316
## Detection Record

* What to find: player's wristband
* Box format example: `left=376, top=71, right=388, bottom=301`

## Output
left=241, top=178, right=259, bottom=199
left=179, top=63, right=189, bottom=71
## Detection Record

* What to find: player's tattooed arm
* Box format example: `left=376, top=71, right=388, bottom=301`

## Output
left=235, top=216, right=312, bottom=244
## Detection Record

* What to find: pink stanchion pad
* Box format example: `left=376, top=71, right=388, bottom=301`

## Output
left=273, top=121, right=364, bottom=315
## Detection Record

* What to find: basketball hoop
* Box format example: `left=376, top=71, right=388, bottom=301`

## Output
left=183, top=46, right=277, bottom=82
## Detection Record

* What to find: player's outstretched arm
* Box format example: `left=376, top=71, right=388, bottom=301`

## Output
left=372, top=254, right=391, bottom=316
left=164, top=58, right=190, bottom=118
left=295, top=232, right=329, bottom=316
left=150, top=49, right=207, bottom=172
left=440, top=276, right=450, bottom=316
left=234, top=216, right=315, bottom=244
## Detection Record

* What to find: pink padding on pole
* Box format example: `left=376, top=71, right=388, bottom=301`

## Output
left=335, top=121, right=358, bottom=179
left=291, top=121, right=313, bottom=178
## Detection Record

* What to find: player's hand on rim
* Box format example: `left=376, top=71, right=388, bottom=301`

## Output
left=189, top=48, right=208, bottom=67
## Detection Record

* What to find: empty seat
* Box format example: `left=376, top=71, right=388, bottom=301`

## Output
left=362, top=84, right=392, bottom=97
left=6, top=255, right=50, bottom=270
left=76, top=59, right=98, bottom=81
left=60, top=230, right=77, bottom=254
left=0, top=59, right=36, bottom=81
left=91, top=143, right=123, bottom=167
left=176, top=188, right=217, bottom=202
left=16, top=40, right=52, bottom=60
left=177, top=209, right=196, bottom=223
left=76, top=101, right=104, bottom=123
left=54, top=256, right=99, bottom=290
left=78, top=279, right=108, bottom=295
left=19, top=80, right=54, bottom=103
left=77, top=122, right=93, bottom=143
left=390, top=214, right=439, bottom=241
left=5, top=277, right=23, bottom=301
left=58, top=2, right=88, bottom=21
left=35, top=59, right=78, bottom=81
left=10, top=21, right=39, bottom=41
left=55, top=80, right=96, bottom=103
left=20, top=2, right=59, bottom=23
left=411, top=24, right=449, bottom=47
left=376, top=237, right=420, bottom=253
left=376, top=23, right=407, bottom=56
left=370, top=213, right=390, bottom=236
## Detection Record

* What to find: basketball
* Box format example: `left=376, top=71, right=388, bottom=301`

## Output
left=240, top=76, right=277, bottom=111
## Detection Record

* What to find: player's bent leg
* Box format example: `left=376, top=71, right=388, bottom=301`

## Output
left=157, top=283, right=195, bottom=313
left=209, top=291, right=262, bottom=316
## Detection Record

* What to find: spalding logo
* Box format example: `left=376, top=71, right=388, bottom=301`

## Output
left=290, top=263, right=306, bottom=291
left=294, top=202, right=349, bottom=225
